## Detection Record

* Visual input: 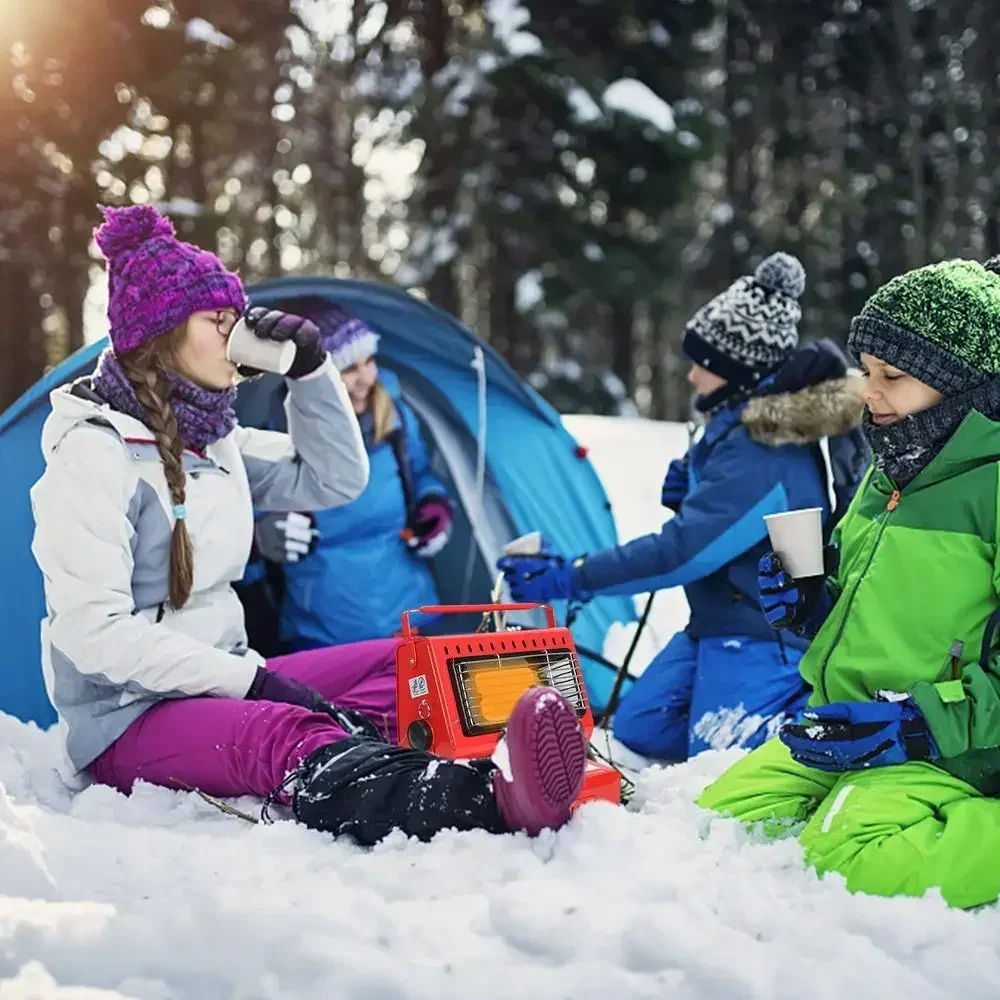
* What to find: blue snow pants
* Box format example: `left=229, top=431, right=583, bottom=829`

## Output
left=612, top=630, right=810, bottom=760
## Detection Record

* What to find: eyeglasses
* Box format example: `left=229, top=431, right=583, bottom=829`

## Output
left=214, top=311, right=239, bottom=337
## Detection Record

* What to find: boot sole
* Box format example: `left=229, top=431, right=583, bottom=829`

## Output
left=503, top=689, right=587, bottom=833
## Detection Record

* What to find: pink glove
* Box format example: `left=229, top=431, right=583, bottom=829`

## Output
left=404, top=495, right=453, bottom=558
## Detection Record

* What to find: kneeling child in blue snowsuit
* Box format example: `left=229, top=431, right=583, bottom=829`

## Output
left=499, top=253, right=868, bottom=761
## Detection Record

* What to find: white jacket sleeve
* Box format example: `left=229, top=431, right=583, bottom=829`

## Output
left=232, top=357, right=369, bottom=512
left=31, top=426, right=260, bottom=699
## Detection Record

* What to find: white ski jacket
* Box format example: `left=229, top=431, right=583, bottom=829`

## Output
left=30, top=359, right=368, bottom=772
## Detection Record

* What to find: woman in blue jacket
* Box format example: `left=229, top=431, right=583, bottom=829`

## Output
left=498, top=254, right=868, bottom=762
left=243, top=299, right=454, bottom=650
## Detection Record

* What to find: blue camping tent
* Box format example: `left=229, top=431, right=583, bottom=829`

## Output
left=0, top=276, right=636, bottom=727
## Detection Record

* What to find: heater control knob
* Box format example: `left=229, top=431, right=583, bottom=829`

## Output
left=407, top=720, right=433, bottom=752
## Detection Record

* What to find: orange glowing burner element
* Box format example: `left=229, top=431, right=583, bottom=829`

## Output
left=396, top=603, right=621, bottom=810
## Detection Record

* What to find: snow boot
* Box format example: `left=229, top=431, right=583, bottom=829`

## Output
left=290, top=739, right=505, bottom=844
left=288, top=687, right=585, bottom=844
left=493, top=686, right=587, bottom=835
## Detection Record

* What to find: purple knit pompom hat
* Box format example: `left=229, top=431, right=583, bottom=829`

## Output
left=283, top=298, right=379, bottom=371
left=94, top=204, right=247, bottom=355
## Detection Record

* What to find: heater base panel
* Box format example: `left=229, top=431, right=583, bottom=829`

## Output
left=575, top=759, right=623, bottom=810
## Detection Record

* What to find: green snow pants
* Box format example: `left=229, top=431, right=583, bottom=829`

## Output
left=697, top=737, right=1000, bottom=909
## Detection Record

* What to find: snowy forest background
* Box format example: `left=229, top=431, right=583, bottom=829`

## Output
left=3, top=0, right=999, bottom=420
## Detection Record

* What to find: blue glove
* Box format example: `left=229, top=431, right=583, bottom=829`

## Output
left=496, top=546, right=590, bottom=603
left=660, top=457, right=689, bottom=511
left=779, top=695, right=939, bottom=772
left=758, top=550, right=835, bottom=634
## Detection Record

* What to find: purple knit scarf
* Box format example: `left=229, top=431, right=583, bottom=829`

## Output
left=91, top=349, right=236, bottom=453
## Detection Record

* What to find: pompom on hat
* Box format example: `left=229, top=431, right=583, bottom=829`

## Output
left=94, top=204, right=246, bottom=355
left=682, top=251, right=806, bottom=386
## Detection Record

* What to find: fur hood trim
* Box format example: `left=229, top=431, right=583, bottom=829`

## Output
left=741, top=373, right=865, bottom=446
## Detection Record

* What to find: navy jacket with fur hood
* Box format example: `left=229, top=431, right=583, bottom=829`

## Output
left=577, top=340, right=868, bottom=645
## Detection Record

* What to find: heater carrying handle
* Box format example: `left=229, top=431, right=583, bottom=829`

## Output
left=400, top=603, right=557, bottom=637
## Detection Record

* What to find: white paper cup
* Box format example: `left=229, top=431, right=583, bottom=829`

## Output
left=504, top=531, right=543, bottom=556
left=226, top=317, right=296, bottom=375
left=764, top=507, right=824, bottom=579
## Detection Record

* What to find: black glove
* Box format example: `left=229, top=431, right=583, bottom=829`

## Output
left=244, top=307, right=327, bottom=379
left=246, top=666, right=334, bottom=715
left=246, top=667, right=383, bottom=740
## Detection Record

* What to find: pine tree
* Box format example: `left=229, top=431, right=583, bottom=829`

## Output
left=398, top=0, right=718, bottom=405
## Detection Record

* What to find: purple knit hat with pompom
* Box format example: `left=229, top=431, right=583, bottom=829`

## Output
left=94, top=204, right=247, bottom=355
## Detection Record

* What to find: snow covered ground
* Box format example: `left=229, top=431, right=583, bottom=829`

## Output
left=2, top=416, right=1000, bottom=998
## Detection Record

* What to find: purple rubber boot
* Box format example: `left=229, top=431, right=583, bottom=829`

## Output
left=493, top=687, right=587, bottom=835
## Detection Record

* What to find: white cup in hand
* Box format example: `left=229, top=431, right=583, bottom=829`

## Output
left=227, top=316, right=296, bottom=375
left=763, top=507, right=824, bottom=579
left=503, top=531, right=543, bottom=557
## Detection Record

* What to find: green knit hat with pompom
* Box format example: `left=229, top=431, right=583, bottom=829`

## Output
left=848, top=259, right=1000, bottom=396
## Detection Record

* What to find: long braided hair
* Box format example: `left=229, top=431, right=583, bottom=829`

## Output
left=118, top=329, right=194, bottom=609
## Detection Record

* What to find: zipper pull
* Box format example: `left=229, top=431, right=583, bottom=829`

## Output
left=950, top=639, right=964, bottom=680
left=887, top=490, right=900, bottom=511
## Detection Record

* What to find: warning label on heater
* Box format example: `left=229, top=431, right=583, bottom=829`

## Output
left=408, top=674, right=429, bottom=699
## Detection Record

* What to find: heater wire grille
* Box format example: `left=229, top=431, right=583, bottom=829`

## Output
left=450, top=648, right=586, bottom=736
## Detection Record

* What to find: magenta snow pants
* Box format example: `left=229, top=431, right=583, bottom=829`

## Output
left=89, top=639, right=399, bottom=798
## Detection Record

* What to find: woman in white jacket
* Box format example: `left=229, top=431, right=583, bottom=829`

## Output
left=30, top=204, right=586, bottom=844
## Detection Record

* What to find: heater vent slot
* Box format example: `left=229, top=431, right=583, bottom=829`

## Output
left=449, top=648, right=586, bottom=737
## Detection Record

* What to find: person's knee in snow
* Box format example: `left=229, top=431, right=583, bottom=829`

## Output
left=610, top=631, right=697, bottom=761
left=612, top=705, right=689, bottom=762
left=611, top=630, right=810, bottom=762
left=686, top=636, right=810, bottom=756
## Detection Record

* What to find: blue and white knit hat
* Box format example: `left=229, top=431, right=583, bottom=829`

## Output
left=278, top=297, right=380, bottom=371
left=682, top=252, right=806, bottom=386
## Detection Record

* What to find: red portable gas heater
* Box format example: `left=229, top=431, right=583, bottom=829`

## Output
left=395, top=602, right=622, bottom=809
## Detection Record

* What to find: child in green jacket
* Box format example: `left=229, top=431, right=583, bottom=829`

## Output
left=698, top=259, right=1000, bottom=909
